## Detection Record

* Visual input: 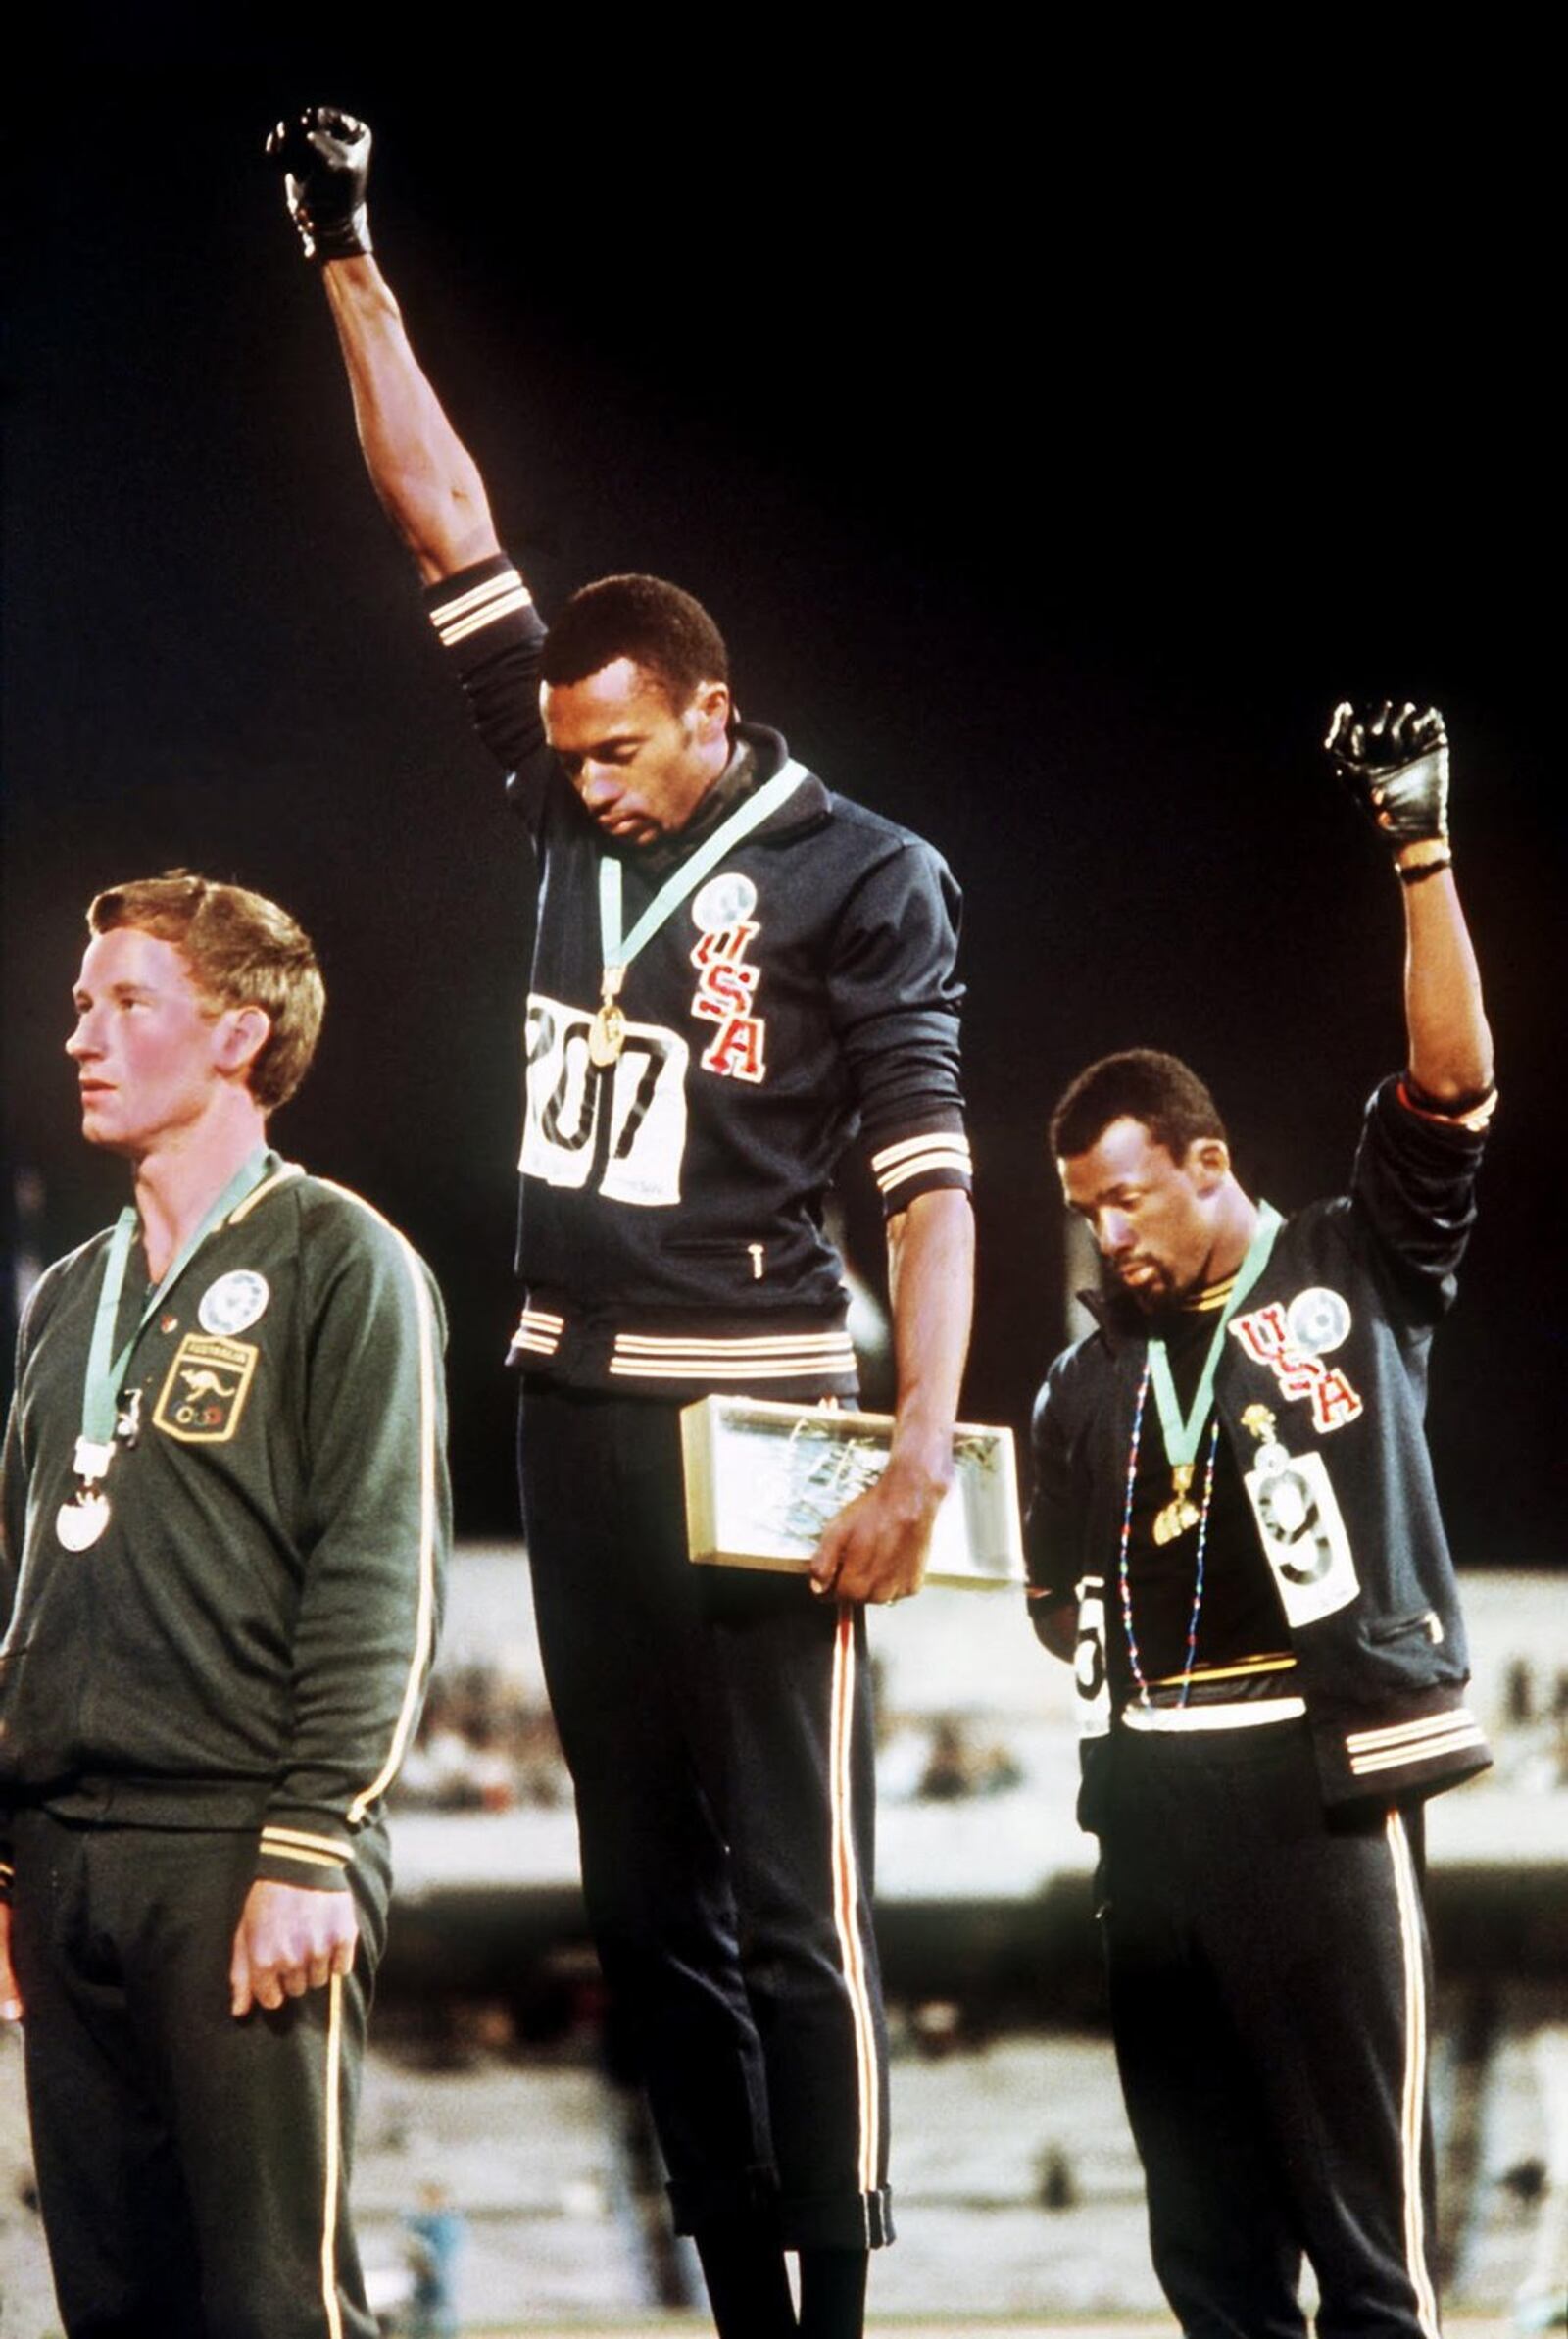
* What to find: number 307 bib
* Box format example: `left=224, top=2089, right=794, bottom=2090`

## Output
left=521, top=993, right=689, bottom=1206
left=1243, top=1439, right=1360, bottom=1627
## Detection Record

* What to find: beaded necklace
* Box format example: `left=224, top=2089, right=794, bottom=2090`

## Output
left=1116, top=1358, right=1222, bottom=1710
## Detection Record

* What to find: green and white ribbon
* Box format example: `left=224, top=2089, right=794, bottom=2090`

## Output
left=597, top=760, right=808, bottom=991
left=1146, top=1202, right=1283, bottom=1468
left=77, top=1146, right=271, bottom=1468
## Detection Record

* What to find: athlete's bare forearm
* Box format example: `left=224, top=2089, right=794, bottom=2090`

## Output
left=885, top=1186, right=975, bottom=1487
left=1326, top=700, right=1494, bottom=1105
left=321, top=257, right=501, bottom=584
left=1398, top=863, right=1494, bottom=1104
left=809, top=1188, right=974, bottom=1606
left=269, top=108, right=504, bottom=584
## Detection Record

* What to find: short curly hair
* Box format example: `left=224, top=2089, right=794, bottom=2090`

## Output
left=541, top=573, right=729, bottom=709
left=1050, top=1048, right=1228, bottom=1164
left=87, top=871, right=324, bottom=1113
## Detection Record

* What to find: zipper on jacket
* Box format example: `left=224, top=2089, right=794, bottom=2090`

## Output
left=1366, top=1608, right=1444, bottom=1647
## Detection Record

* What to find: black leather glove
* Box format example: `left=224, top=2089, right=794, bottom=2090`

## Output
left=1325, top=700, right=1450, bottom=856
left=266, top=107, right=372, bottom=263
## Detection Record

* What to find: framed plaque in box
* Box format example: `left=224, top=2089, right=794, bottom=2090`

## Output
left=680, top=1396, right=1024, bottom=1589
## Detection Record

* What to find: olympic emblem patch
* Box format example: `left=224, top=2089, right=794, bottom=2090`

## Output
left=198, top=1269, right=270, bottom=1337
left=153, top=1333, right=259, bottom=1444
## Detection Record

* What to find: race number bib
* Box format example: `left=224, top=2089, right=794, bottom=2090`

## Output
left=521, top=993, right=689, bottom=1207
left=1073, top=1572, right=1111, bottom=1739
left=1243, top=1441, right=1360, bottom=1627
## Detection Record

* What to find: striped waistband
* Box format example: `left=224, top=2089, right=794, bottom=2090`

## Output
left=1121, top=1696, right=1308, bottom=1735
left=506, top=1304, right=857, bottom=1388
left=609, top=1327, right=857, bottom=1381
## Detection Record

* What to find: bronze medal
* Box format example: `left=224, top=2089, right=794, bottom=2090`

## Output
left=1152, top=1462, right=1200, bottom=1545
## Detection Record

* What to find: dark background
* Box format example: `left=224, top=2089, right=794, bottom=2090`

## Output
left=3, top=48, right=1561, bottom=1557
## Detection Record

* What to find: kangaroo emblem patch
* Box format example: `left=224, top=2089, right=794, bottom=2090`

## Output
left=153, top=1332, right=259, bottom=1444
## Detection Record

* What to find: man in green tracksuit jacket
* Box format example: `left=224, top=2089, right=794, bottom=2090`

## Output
left=0, top=872, right=451, bottom=2339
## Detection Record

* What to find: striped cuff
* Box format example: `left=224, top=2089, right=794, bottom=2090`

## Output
left=257, top=1823, right=352, bottom=1890
left=426, top=558, right=534, bottom=656
left=508, top=1303, right=564, bottom=1363
left=1343, top=1706, right=1491, bottom=1780
left=868, top=1128, right=974, bottom=1212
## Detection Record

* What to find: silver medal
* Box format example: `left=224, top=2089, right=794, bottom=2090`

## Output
left=58, top=1434, right=115, bottom=1549
left=57, top=1487, right=111, bottom=1550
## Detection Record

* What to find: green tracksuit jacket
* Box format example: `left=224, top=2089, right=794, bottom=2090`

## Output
left=0, top=1155, right=450, bottom=1897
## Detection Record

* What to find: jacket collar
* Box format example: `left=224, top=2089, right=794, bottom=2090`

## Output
left=636, top=722, right=829, bottom=875
left=1077, top=1284, right=1146, bottom=1356
left=730, top=722, right=831, bottom=839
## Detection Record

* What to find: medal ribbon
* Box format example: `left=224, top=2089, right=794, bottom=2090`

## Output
left=79, top=1146, right=273, bottom=1455
left=1145, top=1202, right=1283, bottom=1469
left=596, top=760, right=808, bottom=999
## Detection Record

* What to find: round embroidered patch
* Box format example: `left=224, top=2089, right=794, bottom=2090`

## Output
left=692, top=871, right=758, bottom=929
left=198, top=1269, right=270, bottom=1337
left=1285, top=1285, right=1351, bottom=1356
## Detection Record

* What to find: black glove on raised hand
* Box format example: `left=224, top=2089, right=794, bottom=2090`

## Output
left=267, top=106, right=372, bottom=263
left=1325, top=699, right=1450, bottom=866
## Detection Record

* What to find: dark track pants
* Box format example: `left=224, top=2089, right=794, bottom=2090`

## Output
left=518, top=1381, right=892, bottom=2250
left=9, top=1809, right=387, bottom=2339
left=1097, top=1719, right=1441, bottom=2339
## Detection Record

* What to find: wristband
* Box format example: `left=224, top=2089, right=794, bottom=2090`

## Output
left=1397, top=852, right=1453, bottom=887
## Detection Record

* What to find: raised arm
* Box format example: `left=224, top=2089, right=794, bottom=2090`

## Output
left=1326, top=700, right=1494, bottom=1106
left=268, top=109, right=502, bottom=584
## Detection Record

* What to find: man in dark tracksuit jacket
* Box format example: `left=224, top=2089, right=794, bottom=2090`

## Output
left=1027, top=703, right=1494, bottom=2339
left=269, top=109, right=974, bottom=2339
left=0, top=875, right=450, bottom=2339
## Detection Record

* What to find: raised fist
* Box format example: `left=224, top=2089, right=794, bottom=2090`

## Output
left=1325, top=700, right=1449, bottom=854
left=267, top=107, right=372, bottom=264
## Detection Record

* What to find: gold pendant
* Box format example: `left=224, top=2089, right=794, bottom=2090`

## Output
left=1152, top=1462, right=1200, bottom=1546
left=587, top=1000, right=626, bottom=1068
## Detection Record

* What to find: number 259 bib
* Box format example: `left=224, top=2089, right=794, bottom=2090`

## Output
left=1243, top=1438, right=1360, bottom=1626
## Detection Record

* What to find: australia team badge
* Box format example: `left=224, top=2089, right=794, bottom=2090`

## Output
left=153, top=1332, right=260, bottom=1444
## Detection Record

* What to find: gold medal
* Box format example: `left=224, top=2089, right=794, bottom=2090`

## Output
left=587, top=964, right=627, bottom=1068
left=587, top=999, right=626, bottom=1068
left=1152, top=1462, right=1201, bottom=1546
